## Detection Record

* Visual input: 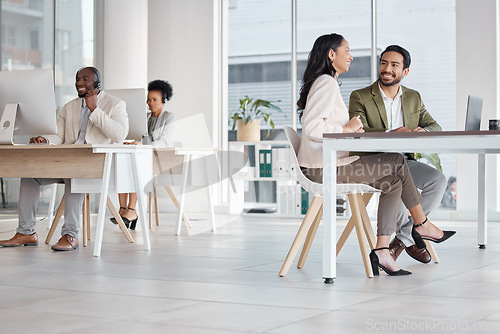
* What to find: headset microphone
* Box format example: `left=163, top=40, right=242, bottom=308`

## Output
left=77, top=66, right=101, bottom=90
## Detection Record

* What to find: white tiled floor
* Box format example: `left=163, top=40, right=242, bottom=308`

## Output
left=1, top=212, right=500, bottom=333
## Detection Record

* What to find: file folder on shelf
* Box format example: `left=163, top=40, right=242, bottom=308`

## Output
left=301, top=187, right=309, bottom=215
left=259, top=149, right=272, bottom=177
left=259, top=150, right=266, bottom=177
left=265, top=150, right=272, bottom=177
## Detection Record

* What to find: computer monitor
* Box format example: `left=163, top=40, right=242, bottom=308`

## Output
left=106, top=88, right=148, bottom=140
left=465, top=95, right=483, bottom=131
left=0, top=69, right=57, bottom=144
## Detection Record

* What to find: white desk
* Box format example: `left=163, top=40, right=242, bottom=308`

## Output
left=322, top=130, right=500, bottom=283
left=72, top=145, right=153, bottom=257
left=171, top=147, right=220, bottom=235
left=1, top=144, right=153, bottom=257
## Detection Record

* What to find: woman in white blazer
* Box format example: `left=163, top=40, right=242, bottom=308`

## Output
left=112, top=80, right=175, bottom=229
left=298, top=34, right=453, bottom=276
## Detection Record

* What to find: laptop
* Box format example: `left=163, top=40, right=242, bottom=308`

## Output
left=464, top=95, right=483, bottom=131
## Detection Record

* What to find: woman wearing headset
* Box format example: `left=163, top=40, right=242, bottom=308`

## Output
left=111, top=80, right=175, bottom=229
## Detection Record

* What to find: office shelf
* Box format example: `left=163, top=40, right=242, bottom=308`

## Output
left=228, top=141, right=347, bottom=217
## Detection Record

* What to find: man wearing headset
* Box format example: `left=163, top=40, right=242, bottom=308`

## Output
left=0, top=67, right=128, bottom=251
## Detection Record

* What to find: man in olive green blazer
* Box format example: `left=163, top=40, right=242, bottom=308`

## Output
left=349, top=45, right=448, bottom=264
left=349, top=82, right=441, bottom=135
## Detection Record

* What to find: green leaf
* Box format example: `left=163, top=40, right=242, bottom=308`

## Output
left=415, top=153, right=442, bottom=172
left=229, top=96, right=284, bottom=132
left=230, top=113, right=242, bottom=130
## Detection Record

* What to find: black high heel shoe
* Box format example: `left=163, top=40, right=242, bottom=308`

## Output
left=129, top=218, right=138, bottom=230
left=411, top=221, right=427, bottom=250
left=110, top=207, right=127, bottom=225
left=121, top=207, right=138, bottom=230
left=412, top=218, right=456, bottom=248
left=369, top=247, right=412, bottom=276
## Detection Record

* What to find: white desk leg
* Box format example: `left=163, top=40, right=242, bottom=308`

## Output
left=176, top=154, right=190, bottom=236
left=322, top=144, right=336, bottom=284
left=93, top=152, right=113, bottom=257
left=478, top=153, right=487, bottom=248
left=130, top=152, right=151, bottom=251
left=203, top=156, right=216, bottom=232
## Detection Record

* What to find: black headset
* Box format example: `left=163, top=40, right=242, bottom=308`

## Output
left=76, top=66, right=101, bottom=89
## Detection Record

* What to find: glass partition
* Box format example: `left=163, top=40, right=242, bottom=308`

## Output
left=1, top=0, right=54, bottom=70
left=228, top=0, right=292, bottom=136
left=54, top=0, right=93, bottom=107
left=378, top=0, right=457, bottom=210
left=0, top=0, right=93, bottom=211
left=297, top=0, right=372, bottom=127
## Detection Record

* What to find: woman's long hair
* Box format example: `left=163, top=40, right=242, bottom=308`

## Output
left=297, top=33, right=344, bottom=119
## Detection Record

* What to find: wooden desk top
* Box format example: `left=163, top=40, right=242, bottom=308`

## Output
left=0, top=144, right=93, bottom=150
left=0, top=145, right=220, bottom=179
left=0, top=144, right=104, bottom=179
left=152, top=147, right=219, bottom=175
left=153, top=149, right=183, bottom=175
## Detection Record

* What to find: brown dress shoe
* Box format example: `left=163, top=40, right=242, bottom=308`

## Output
left=51, top=234, right=79, bottom=251
left=389, top=236, right=431, bottom=264
left=0, top=232, right=38, bottom=247
left=388, top=237, right=405, bottom=261
left=405, top=244, right=431, bottom=264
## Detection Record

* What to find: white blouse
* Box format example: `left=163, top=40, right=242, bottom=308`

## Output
left=298, top=74, right=359, bottom=168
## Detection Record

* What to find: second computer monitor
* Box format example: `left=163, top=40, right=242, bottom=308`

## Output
left=106, top=88, right=148, bottom=141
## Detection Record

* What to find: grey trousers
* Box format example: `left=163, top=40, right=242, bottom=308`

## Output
left=396, top=159, right=447, bottom=247
left=17, top=178, right=83, bottom=238
left=302, top=153, right=422, bottom=236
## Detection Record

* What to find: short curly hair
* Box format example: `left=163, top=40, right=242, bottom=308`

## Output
left=147, top=79, right=173, bottom=103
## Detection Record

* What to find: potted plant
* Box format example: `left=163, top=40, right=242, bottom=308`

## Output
left=230, top=96, right=283, bottom=141
left=415, top=153, right=442, bottom=172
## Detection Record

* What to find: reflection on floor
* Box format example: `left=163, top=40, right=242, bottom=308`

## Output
left=1, top=212, right=500, bottom=333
